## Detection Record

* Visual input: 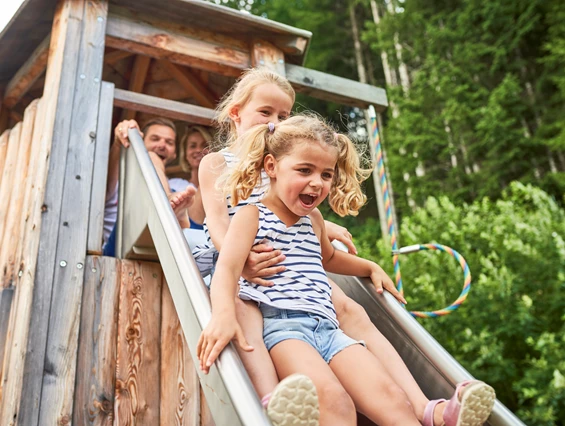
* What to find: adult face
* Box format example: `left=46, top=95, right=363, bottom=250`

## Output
left=185, top=131, right=209, bottom=170
left=144, top=124, right=177, bottom=165
left=230, top=83, right=293, bottom=137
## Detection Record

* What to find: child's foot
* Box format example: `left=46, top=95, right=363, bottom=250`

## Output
left=169, top=186, right=196, bottom=229
left=262, top=374, right=319, bottom=426
left=423, top=380, right=495, bottom=426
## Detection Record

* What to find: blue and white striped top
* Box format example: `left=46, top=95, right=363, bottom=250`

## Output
left=192, top=149, right=270, bottom=275
left=238, top=203, right=337, bottom=327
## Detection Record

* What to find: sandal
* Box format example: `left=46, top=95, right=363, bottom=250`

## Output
left=423, top=380, right=496, bottom=426
left=262, top=373, right=319, bottom=426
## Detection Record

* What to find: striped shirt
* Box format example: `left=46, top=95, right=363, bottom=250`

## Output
left=238, top=203, right=337, bottom=326
left=192, top=149, right=270, bottom=275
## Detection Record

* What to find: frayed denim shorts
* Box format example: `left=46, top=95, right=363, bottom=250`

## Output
left=260, top=305, right=364, bottom=364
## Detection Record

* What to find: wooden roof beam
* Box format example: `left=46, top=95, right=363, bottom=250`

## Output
left=3, top=35, right=50, bottom=108
left=160, top=61, right=217, bottom=109
left=104, top=49, right=134, bottom=65
left=105, top=13, right=250, bottom=78
left=285, top=64, right=388, bottom=111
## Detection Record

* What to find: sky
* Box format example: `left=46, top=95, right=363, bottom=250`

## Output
left=0, top=0, right=26, bottom=34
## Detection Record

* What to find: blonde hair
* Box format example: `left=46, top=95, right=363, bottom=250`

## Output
left=221, top=114, right=373, bottom=217
left=215, top=68, right=295, bottom=148
left=178, top=125, right=213, bottom=174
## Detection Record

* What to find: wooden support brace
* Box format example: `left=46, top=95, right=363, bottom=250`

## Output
left=104, top=48, right=134, bottom=65
left=3, top=36, right=50, bottom=109
left=161, top=60, right=217, bottom=109
left=121, top=54, right=151, bottom=121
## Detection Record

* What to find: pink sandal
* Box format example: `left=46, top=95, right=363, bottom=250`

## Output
left=423, top=380, right=496, bottom=426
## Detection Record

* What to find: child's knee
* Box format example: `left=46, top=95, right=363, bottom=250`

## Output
left=335, top=295, right=370, bottom=325
left=318, top=381, right=356, bottom=422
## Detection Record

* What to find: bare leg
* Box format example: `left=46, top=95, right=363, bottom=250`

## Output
left=270, top=340, right=357, bottom=426
left=329, top=344, right=420, bottom=426
left=234, top=299, right=279, bottom=398
left=169, top=186, right=196, bottom=229
left=331, top=281, right=430, bottom=421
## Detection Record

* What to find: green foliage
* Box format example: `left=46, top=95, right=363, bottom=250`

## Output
left=355, top=183, right=565, bottom=424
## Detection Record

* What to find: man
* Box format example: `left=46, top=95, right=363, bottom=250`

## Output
left=103, top=117, right=201, bottom=256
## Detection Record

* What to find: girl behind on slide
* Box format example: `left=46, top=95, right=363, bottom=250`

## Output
left=198, top=115, right=496, bottom=426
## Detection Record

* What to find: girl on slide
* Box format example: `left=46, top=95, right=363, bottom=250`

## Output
left=197, top=114, right=496, bottom=426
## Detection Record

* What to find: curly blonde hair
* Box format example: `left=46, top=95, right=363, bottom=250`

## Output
left=215, top=68, right=295, bottom=148
left=221, top=114, right=373, bottom=217
left=178, top=125, right=213, bottom=175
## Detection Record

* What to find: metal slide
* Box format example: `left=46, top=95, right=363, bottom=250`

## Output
left=118, top=128, right=524, bottom=426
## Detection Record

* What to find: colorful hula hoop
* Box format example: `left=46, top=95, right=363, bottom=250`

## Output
left=368, top=106, right=472, bottom=318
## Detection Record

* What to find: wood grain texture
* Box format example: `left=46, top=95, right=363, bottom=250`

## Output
left=73, top=256, right=121, bottom=426
left=0, top=98, right=46, bottom=426
left=105, top=13, right=250, bottom=77
left=0, top=122, right=22, bottom=250
left=0, top=130, right=10, bottom=179
left=161, top=61, right=217, bottom=109
left=251, top=40, right=285, bottom=76
left=115, top=260, right=162, bottom=425
left=160, top=281, right=200, bottom=426
left=0, top=100, right=38, bottom=287
left=3, top=36, right=50, bottom=108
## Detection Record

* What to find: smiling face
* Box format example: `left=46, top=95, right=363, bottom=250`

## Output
left=144, top=124, right=177, bottom=165
left=230, top=83, right=293, bottom=137
left=264, top=139, right=338, bottom=223
left=184, top=131, right=209, bottom=170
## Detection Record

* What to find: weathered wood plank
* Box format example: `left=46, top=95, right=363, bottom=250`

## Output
left=115, top=260, right=162, bottom=425
left=251, top=40, right=285, bottom=76
left=145, top=79, right=190, bottom=102
left=0, top=122, right=22, bottom=249
left=0, top=286, right=14, bottom=402
left=0, top=99, right=46, bottom=425
left=113, top=88, right=215, bottom=126
left=285, top=64, right=388, bottom=110
left=73, top=256, right=121, bottom=426
left=0, top=100, right=38, bottom=287
left=161, top=61, right=217, bottom=109
left=87, top=82, right=115, bottom=255
left=105, top=13, right=250, bottom=77
left=3, top=36, right=50, bottom=108
left=160, top=281, right=200, bottom=426
left=0, top=130, right=10, bottom=185
left=14, top=1, right=107, bottom=424
left=121, top=54, right=151, bottom=121
left=36, top=2, right=109, bottom=424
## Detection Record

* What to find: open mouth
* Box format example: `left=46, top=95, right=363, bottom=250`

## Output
left=299, top=193, right=318, bottom=208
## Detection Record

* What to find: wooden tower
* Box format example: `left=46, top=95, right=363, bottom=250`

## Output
left=0, top=1, right=388, bottom=424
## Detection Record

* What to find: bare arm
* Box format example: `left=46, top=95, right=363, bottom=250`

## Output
left=196, top=205, right=257, bottom=372
left=198, top=152, right=285, bottom=285
left=106, top=119, right=142, bottom=199
left=310, top=209, right=406, bottom=304
left=187, top=189, right=205, bottom=225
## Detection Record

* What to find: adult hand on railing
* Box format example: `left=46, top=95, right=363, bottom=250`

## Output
left=114, top=119, right=143, bottom=149
left=241, top=244, right=286, bottom=287
left=197, top=314, right=253, bottom=374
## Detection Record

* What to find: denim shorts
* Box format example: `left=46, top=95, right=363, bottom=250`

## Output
left=260, top=306, right=364, bottom=364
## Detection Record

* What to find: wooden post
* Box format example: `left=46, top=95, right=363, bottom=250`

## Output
left=121, top=54, right=151, bottom=121
left=251, top=39, right=285, bottom=75
left=0, top=130, right=10, bottom=187
left=0, top=123, right=22, bottom=247
left=11, top=1, right=109, bottom=424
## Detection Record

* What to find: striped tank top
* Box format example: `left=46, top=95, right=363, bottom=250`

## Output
left=191, top=149, right=270, bottom=275
left=238, top=203, right=337, bottom=326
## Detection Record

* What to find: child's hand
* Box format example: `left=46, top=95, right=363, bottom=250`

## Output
left=369, top=264, right=407, bottom=305
left=324, top=220, right=357, bottom=255
left=197, top=314, right=253, bottom=374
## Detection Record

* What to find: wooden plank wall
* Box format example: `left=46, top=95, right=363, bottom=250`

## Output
left=71, top=257, right=212, bottom=426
